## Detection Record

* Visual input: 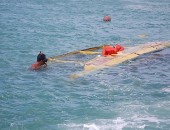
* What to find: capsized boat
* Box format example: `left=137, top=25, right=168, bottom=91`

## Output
left=70, top=41, right=170, bottom=78
left=46, top=41, right=170, bottom=78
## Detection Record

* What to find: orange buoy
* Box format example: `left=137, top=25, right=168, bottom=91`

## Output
left=103, top=16, right=111, bottom=22
left=102, top=46, right=117, bottom=56
left=115, top=44, right=124, bottom=51
left=102, top=44, right=125, bottom=56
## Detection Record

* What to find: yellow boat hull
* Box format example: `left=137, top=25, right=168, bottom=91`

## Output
left=71, top=41, right=170, bottom=79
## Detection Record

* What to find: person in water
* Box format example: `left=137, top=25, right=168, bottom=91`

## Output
left=37, top=51, right=48, bottom=67
left=30, top=51, right=48, bottom=70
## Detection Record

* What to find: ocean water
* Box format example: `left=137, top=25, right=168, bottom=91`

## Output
left=0, top=0, right=170, bottom=130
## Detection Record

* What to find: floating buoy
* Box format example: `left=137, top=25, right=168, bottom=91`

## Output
left=103, top=16, right=111, bottom=22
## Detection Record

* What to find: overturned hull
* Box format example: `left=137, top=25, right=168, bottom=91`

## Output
left=71, top=41, right=170, bottom=78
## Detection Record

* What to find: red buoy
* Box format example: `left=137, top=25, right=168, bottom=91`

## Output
left=102, top=46, right=117, bottom=56
left=102, top=44, right=124, bottom=56
left=103, top=16, right=111, bottom=22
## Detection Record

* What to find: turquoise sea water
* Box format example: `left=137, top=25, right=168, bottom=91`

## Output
left=1, top=0, right=170, bottom=130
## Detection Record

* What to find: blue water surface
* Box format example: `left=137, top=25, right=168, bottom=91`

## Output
left=0, top=0, right=170, bottom=130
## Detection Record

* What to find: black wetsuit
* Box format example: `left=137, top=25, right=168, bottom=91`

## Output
left=37, top=53, right=48, bottom=64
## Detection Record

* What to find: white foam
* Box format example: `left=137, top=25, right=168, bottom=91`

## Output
left=161, top=88, right=170, bottom=93
left=82, top=118, right=127, bottom=130
left=58, top=118, right=128, bottom=130
left=131, top=114, right=160, bottom=124
left=83, top=123, right=99, bottom=130
left=58, top=114, right=170, bottom=130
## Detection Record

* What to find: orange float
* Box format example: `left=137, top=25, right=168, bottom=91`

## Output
left=115, top=44, right=124, bottom=51
left=102, top=44, right=124, bottom=56
left=103, top=16, right=111, bottom=21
